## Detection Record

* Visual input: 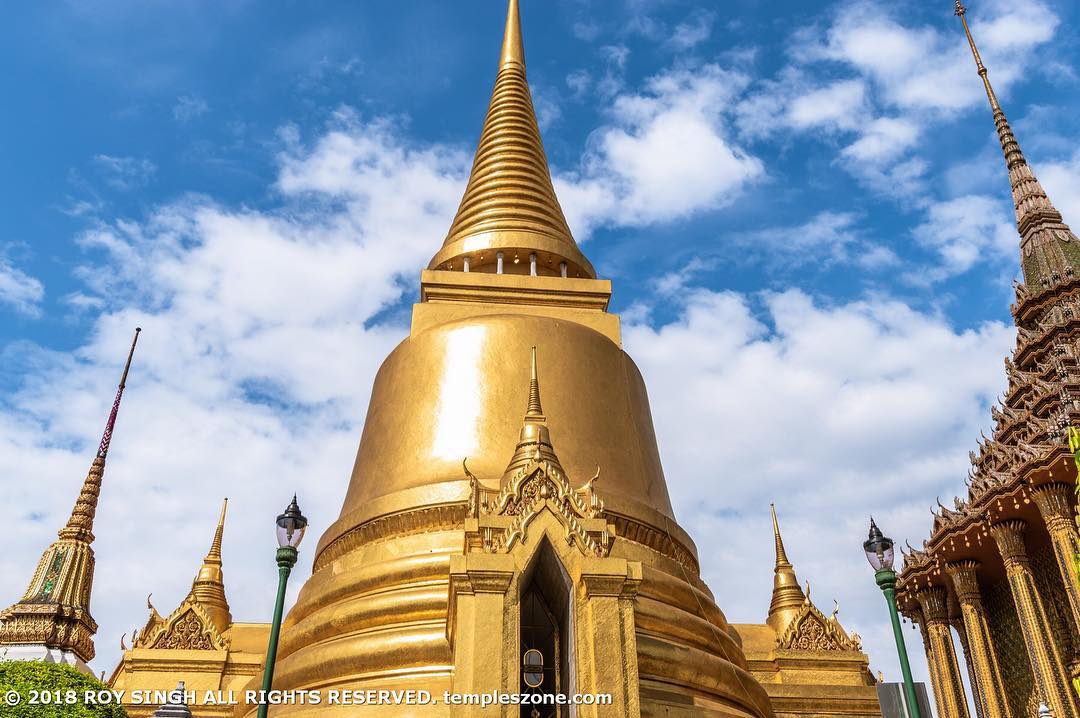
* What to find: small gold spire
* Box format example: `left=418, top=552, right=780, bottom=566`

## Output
left=767, top=504, right=807, bottom=634
left=771, top=502, right=792, bottom=567
left=526, top=346, right=545, bottom=420
left=502, top=348, right=563, bottom=481
left=190, top=498, right=232, bottom=632
left=429, top=0, right=595, bottom=279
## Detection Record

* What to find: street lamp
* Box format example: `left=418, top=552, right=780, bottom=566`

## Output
left=257, top=496, right=308, bottom=718
left=864, top=518, right=922, bottom=718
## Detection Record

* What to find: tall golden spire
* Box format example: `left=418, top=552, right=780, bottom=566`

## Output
left=767, top=504, right=807, bottom=634
left=188, top=498, right=232, bottom=632
left=428, top=0, right=595, bottom=279
left=0, top=328, right=142, bottom=664
left=955, top=1, right=1080, bottom=292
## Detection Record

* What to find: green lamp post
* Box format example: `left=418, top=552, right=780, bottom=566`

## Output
left=257, top=496, right=308, bottom=718
left=864, top=518, right=922, bottom=718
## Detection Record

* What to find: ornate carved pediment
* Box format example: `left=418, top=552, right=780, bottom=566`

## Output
left=141, top=601, right=227, bottom=652
left=465, top=459, right=610, bottom=557
left=777, top=603, right=861, bottom=652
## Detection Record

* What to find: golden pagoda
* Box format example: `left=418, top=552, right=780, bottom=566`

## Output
left=240, top=1, right=775, bottom=715
left=731, top=507, right=881, bottom=717
left=109, top=500, right=268, bottom=718
left=897, top=3, right=1080, bottom=718
left=0, top=328, right=141, bottom=670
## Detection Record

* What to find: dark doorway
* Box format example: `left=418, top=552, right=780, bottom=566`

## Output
left=519, top=540, right=572, bottom=718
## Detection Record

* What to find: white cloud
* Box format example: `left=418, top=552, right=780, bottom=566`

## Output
left=624, top=286, right=1013, bottom=692
left=558, top=65, right=763, bottom=236
left=0, top=257, right=45, bottom=316
left=1034, top=150, right=1080, bottom=226
left=910, top=194, right=1016, bottom=282
left=787, top=79, right=868, bottom=132
left=0, top=111, right=468, bottom=675
left=173, top=95, right=209, bottom=122
left=736, top=0, right=1057, bottom=201
left=93, top=155, right=157, bottom=191
left=729, top=211, right=898, bottom=272
left=669, top=10, right=716, bottom=51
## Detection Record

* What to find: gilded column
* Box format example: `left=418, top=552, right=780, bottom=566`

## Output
left=915, top=587, right=971, bottom=718
left=991, top=519, right=1080, bottom=718
left=1032, top=483, right=1080, bottom=630
left=951, top=618, right=986, bottom=718
left=911, top=610, right=945, bottom=718
left=946, top=560, right=1012, bottom=718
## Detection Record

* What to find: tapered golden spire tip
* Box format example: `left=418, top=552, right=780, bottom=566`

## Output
left=500, top=0, right=525, bottom=69
left=526, top=346, right=545, bottom=419
left=771, top=503, right=792, bottom=568
left=428, top=0, right=595, bottom=279
left=767, top=504, right=806, bottom=633
left=191, top=499, right=232, bottom=631
left=206, top=498, right=228, bottom=562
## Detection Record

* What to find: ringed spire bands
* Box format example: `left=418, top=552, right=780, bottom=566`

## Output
left=957, top=1, right=1080, bottom=293
left=428, top=0, right=595, bottom=279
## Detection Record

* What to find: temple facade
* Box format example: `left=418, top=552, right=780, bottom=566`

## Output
left=897, top=3, right=1080, bottom=718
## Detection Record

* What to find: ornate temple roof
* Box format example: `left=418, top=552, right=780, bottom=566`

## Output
left=0, top=328, right=141, bottom=664
left=131, top=500, right=234, bottom=651
left=427, top=0, right=595, bottom=278
left=764, top=505, right=861, bottom=652
left=898, top=3, right=1080, bottom=600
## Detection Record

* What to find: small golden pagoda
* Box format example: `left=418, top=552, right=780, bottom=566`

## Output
left=897, top=3, right=1080, bottom=718
left=731, top=507, right=880, bottom=718
left=0, top=328, right=141, bottom=670
left=109, top=500, right=269, bottom=718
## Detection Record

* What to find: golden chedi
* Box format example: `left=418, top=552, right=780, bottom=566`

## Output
left=249, top=1, right=773, bottom=716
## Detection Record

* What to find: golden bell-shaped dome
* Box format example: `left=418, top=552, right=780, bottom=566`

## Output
left=248, top=3, right=772, bottom=716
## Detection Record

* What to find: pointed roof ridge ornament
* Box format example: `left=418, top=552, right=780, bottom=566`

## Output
left=955, top=1, right=1080, bottom=293
left=428, top=0, right=595, bottom=279
left=60, top=327, right=141, bottom=543
left=767, top=504, right=807, bottom=634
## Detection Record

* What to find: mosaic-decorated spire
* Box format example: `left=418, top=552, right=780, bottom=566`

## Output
left=0, top=328, right=142, bottom=665
left=956, top=1, right=1080, bottom=292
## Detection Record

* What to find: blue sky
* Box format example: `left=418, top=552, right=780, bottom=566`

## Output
left=2, top=0, right=1079, bottom=709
